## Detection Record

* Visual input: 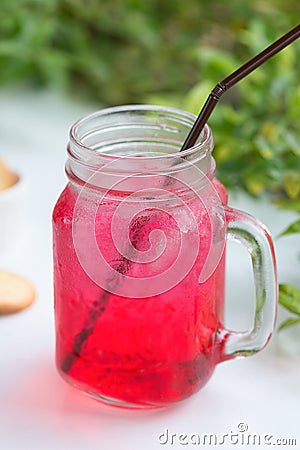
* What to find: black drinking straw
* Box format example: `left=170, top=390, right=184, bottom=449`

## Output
left=180, top=23, right=300, bottom=152
left=62, top=23, right=300, bottom=374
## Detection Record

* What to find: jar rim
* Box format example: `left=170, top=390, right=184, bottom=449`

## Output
left=69, top=104, right=212, bottom=162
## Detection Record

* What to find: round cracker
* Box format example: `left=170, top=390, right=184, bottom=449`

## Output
left=0, top=270, right=35, bottom=314
left=0, top=158, right=18, bottom=191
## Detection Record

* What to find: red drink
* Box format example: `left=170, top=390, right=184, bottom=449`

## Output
left=53, top=106, right=277, bottom=408
left=53, top=179, right=227, bottom=407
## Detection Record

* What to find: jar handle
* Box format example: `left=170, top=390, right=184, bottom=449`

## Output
left=220, top=206, right=278, bottom=360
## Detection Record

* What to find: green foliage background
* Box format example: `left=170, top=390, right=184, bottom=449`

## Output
left=1, top=0, right=300, bottom=327
left=1, top=0, right=300, bottom=203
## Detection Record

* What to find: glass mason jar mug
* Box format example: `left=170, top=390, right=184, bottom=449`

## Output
left=53, top=105, right=277, bottom=409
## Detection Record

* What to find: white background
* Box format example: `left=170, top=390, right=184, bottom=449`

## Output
left=0, top=89, right=299, bottom=450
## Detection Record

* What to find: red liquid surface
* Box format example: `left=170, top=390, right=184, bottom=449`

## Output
left=53, top=180, right=228, bottom=407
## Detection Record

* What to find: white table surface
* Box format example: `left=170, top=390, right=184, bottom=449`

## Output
left=0, top=89, right=299, bottom=450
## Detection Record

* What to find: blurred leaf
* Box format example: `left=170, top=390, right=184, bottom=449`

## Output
left=245, top=177, right=265, bottom=196
left=278, top=220, right=300, bottom=237
left=278, top=317, right=300, bottom=332
left=283, top=173, right=300, bottom=199
left=194, top=47, right=239, bottom=81
left=279, top=284, right=300, bottom=316
left=183, top=80, right=213, bottom=115
left=273, top=198, right=300, bottom=212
